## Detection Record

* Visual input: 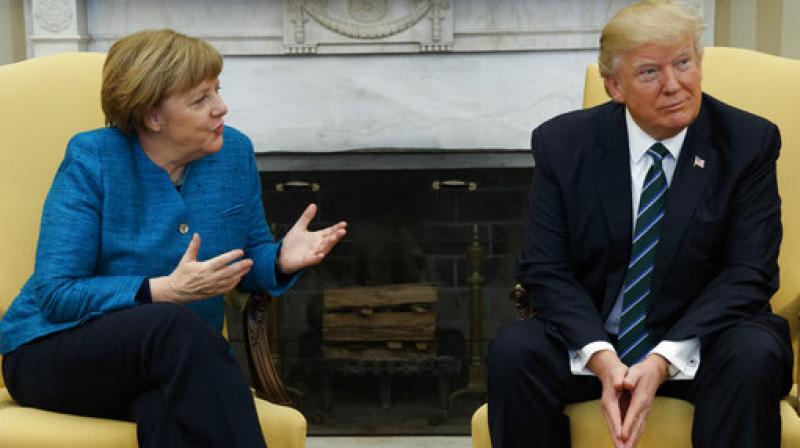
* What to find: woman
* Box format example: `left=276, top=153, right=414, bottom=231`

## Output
left=0, top=29, right=345, bottom=447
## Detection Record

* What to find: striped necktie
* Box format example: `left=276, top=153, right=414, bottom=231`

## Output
left=618, top=142, right=670, bottom=366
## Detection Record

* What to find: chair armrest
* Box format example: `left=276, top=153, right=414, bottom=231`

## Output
left=0, top=309, right=4, bottom=388
left=510, top=283, right=532, bottom=320
left=789, top=312, right=800, bottom=413
left=243, top=293, right=292, bottom=406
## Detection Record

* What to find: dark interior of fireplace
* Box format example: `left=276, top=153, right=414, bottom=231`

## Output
left=227, top=164, right=532, bottom=435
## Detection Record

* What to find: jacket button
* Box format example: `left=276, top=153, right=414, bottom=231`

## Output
left=179, top=223, right=189, bottom=234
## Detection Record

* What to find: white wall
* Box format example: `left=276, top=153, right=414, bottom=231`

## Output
left=716, top=0, right=799, bottom=58
left=0, top=0, right=25, bottom=65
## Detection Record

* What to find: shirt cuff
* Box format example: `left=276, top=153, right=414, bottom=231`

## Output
left=650, top=338, right=701, bottom=380
left=135, top=278, right=152, bottom=304
left=569, top=341, right=616, bottom=376
left=274, top=241, right=295, bottom=284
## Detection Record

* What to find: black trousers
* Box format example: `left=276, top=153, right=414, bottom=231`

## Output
left=2, top=303, right=266, bottom=448
left=487, top=314, right=792, bottom=448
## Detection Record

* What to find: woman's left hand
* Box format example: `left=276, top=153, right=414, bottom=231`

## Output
left=278, top=203, right=347, bottom=274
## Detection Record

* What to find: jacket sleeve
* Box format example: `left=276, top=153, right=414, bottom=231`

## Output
left=515, top=127, right=610, bottom=349
left=33, top=136, right=142, bottom=323
left=664, top=124, right=782, bottom=341
left=237, top=139, right=299, bottom=296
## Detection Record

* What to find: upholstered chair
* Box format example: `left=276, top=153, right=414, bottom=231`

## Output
left=0, top=53, right=306, bottom=448
left=471, top=47, right=800, bottom=447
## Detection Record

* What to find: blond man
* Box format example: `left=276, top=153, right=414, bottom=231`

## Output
left=488, top=1, right=791, bottom=447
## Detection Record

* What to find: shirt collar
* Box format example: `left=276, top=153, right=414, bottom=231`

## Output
left=625, top=107, right=687, bottom=164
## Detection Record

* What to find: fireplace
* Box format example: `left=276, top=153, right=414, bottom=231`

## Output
left=223, top=149, right=532, bottom=435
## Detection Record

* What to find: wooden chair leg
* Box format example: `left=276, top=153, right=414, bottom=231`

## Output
left=243, top=293, right=292, bottom=406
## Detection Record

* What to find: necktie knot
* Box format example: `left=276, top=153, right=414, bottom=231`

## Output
left=647, top=142, right=669, bottom=163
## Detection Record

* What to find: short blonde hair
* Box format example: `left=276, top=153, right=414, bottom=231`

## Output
left=102, top=29, right=223, bottom=134
left=599, top=0, right=704, bottom=77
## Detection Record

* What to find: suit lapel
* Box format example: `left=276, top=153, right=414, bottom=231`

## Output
left=650, top=101, right=715, bottom=298
left=592, top=104, right=633, bottom=315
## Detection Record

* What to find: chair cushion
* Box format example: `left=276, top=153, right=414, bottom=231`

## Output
left=566, top=397, right=692, bottom=447
left=472, top=394, right=800, bottom=448
left=470, top=402, right=491, bottom=448
left=254, top=394, right=307, bottom=448
left=0, top=387, right=137, bottom=447
left=0, top=387, right=306, bottom=448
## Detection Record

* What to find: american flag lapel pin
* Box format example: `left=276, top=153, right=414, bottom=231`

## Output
left=693, top=156, right=705, bottom=169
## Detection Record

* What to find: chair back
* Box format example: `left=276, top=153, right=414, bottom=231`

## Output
left=0, top=53, right=107, bottom=317
left=583, top=47, right=800, bottom=359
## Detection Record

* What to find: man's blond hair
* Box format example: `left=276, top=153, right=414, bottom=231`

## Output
left=101, top=29, right=223, bottom=134
left=599, top=0, right=704, bottom=78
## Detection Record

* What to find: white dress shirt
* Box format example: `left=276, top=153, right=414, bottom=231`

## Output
left=568, top=108, right=701, bottom=380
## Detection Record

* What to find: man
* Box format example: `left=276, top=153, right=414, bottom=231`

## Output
left=487, top=1, right=792, bottom=447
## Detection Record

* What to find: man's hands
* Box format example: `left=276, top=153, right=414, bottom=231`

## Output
left=278, top=203, right=347, bottom=274
left=587, top=350, right=670, bottom=448
left=151, top=233, right=254, bottom=302
left=588, top=350, right=629, bottom=447
left=620, top=354, right=669, bottom=447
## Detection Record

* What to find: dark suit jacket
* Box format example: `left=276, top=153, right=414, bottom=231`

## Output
left=516, top=93, right=790, bottom=361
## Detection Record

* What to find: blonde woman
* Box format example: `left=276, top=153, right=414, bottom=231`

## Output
left=0, top=29, right=346, bottom=447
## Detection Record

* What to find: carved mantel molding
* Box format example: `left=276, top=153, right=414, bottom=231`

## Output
left=283, top=0, right=453, bottom=54
left=33, top=0, right=73, bottom=33
left=27, top=0, right=89, bottom=57
left=25, top=0, right=714, bottom=56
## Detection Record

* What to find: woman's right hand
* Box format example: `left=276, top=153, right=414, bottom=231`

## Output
left=150, top=233, right=253, bottom=303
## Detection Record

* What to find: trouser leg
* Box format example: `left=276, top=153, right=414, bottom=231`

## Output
left=689, top=314, right=792, bottom=448
left=131, top=388, right=181, bottom=447
left=486, top=318, right=601, bottom=448
left=3, top=302, right=266, bottom=448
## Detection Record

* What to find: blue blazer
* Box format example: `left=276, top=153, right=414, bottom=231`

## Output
left=1, top=126, right=296, bottom=354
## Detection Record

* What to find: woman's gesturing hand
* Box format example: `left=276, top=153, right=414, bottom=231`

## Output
left=278, top=204, right=347, bottom=274
left=150, top=233, right=253, bottom=302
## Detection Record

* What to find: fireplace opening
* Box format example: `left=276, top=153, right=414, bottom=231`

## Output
left=228, top=157, right=532, bottom=435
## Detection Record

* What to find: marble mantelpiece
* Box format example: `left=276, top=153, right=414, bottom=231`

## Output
left=24, top=0, right=715, bottom=154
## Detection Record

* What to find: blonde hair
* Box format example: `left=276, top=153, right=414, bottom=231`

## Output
left=102, top=29, right=223, bottom=134
left=599, top=0, right=704, bottom=77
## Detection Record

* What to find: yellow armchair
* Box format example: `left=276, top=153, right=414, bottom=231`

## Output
left=471, top=47, right=800, bottom=447
left=0, top=53, right=306, bottom=447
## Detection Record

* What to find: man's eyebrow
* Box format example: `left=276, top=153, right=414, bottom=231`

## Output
left=631, top=58, right=658, bottom=68
left=631, top=48, right=693, bottom=68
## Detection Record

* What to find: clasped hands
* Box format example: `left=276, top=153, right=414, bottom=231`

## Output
left=588, top=350, right=670, bottom=448
left=150, top=204, right=346, bottom=302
